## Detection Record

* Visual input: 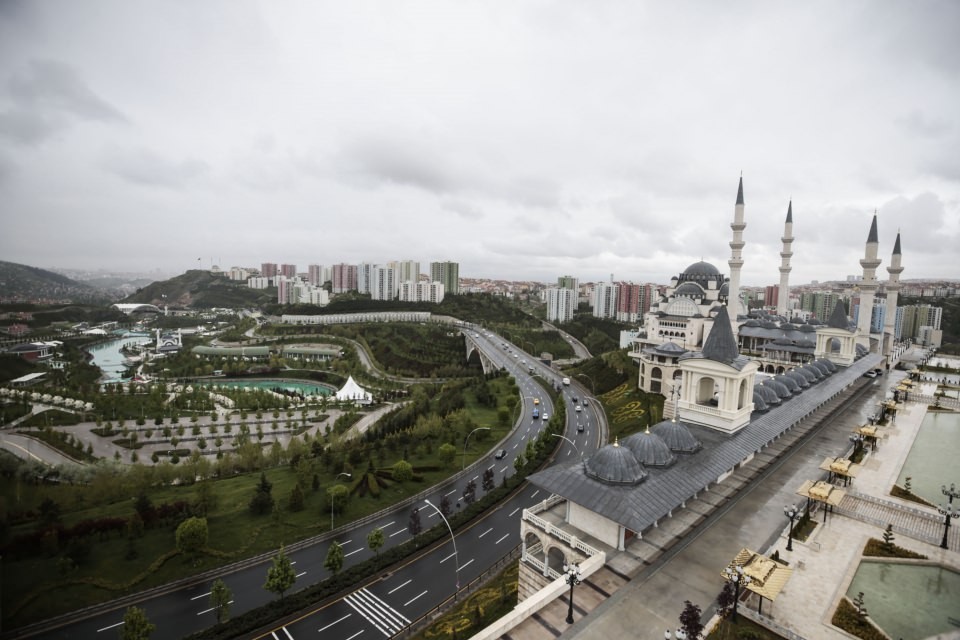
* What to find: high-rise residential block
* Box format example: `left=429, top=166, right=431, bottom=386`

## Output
left=280, top=264, right=297, bottom=279
left=430, top=261, right=459, bottom=295
left=331, top=263, right=357, bottom=293
left=261, top=262, right=278, bottom=278
left=546, top=288, right=576, bottom=322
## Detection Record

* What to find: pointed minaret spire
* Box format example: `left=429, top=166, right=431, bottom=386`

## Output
left=777, top=200, right=794, bottom=317
left=883, top=231, right=904, bottom=360
left=727, top=176, right=746, bottom=323
left=856, top=213, right=882, bottom=342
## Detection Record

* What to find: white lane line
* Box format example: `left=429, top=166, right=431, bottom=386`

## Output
left=478, top=527, right=493, bottom=538
left=471, top=475, right=478, bottom=481
left=340, top=539, right=353, bottom=546
left=531, top=490, right=540, bottom=498
left=388, top=578, right=412, bottom=594
left=427, top=511, right=438, bottom=518
left=487, top=464, right=495, bottom=470
left=509, top=507, right=520, bottom=517
left=345, top=548, right=363, bottom=557
left=513, top=443, right=519, bottom=449
left=197, top=600, right=235, bottom=615
left=317, top=613, right=352, bottom=633
left=567, top=449, right=572, bottom=457
left=440, top=551, right=456, bottom=563
left=389, top=529, right=405, bottom=538
left=500, top=466, right=508, bottom=473
left=345, top=631, right=364, bottom=640
left=189, top=591, right=211, bottom=601
left=379, top=520, right=395, bottom=529
left=404, top=590, right=428, bottom=607
left=290, top=560, right=297, bottom=565
left=459, top=559, right=474, bottom=571
left=282, top=628, right=294, bottom=640
left=97, top=621, right=124, bottom=632
left=344, top=587, right=412, bottom=637
left=296, top=571, right=307, bottom=578
left=496, top=533, right=510, bottom=544
left=444, top=489, right=457, bottom=497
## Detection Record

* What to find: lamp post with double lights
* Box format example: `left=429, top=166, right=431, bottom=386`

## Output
left=330, top=472, right=351, bottom=531
left=722, top=564, right=752, bottom=623
left=563, top=561, right=582, bottom=624
left=784, top=504, right=799, bottom=552
left=939, top=482, right=960, bottom=550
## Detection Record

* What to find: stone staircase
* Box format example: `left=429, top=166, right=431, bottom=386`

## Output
left=835, top=490, right=957, bottom=550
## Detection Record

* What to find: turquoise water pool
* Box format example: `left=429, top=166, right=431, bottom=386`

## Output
left=845, top=561, right=960, bottom=640
left=198, top=379, right=333, bottom=396
left=896, top=411, right=960, bottom=504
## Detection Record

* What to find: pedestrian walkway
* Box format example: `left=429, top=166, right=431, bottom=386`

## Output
left=837, top=491, right=957, bottom=550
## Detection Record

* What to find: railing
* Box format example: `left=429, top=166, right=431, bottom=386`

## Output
left=522, top=504, right=602, bottom=558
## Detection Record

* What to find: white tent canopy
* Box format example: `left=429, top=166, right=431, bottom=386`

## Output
left=335, top=376, right=372, bottom=405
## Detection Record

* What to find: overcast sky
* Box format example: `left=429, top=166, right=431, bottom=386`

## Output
left=1, top=1, right=957, bottom=286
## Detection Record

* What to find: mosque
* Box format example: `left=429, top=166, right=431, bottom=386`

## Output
left=518, top=177, right=901, bottom=599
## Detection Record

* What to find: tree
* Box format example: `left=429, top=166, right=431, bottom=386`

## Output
left=209, top=578, right=232, bottom=624
left=393, top=459, right=413, bottom=483
left=679, top=600, right=704, bottom=639
left=462, top=479, right=477, bottom=505
left=482, top=468, right=495, bottom=493
left=120, top=605, right=156, bottom=640
left=440, top=494, right=452, bottom=518
left=513, top=452, right=527, bottom=474
left=263, top=545, right=296, bottom=600
left=367, top=527, right=385, bottom=557
left=249, top=472, right=274, bottom=515
left=882, top=524, right=895, bottom=552
left=288, top=482, right=305, bottom=512
left=438, top=443, right=457, bottom=468
left=324, top=540, right=344, bottom=576
left=327, top=483, right=349, bottom=515
left=408, top=507, right=422, bottom=538
left=175, top=517, right=208, bottom=560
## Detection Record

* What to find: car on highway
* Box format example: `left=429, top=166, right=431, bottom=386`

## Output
left=575, top=405, right=582, bottom=412
left=495, top=448, right=507, bottom=459
left=863, top=370, right=878, bottom=378
left=577, top=423, right=584, bottom=433
left=541, top=413, right=548, bottom=420
left=533, top=398, right=540, bottom=405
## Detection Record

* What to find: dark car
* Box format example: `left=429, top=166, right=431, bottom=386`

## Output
left=495, top=449, right=507, bottom=460
left=577, top=424, right=584, bottom=433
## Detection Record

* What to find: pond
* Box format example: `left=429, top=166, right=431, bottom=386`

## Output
left=197, top=379, right=333, bottom=396
left=86, top=334, right=152, bottom=381
left=846, top=561, right=960, bottom=640
left=896, top=411, right=960, bottom=504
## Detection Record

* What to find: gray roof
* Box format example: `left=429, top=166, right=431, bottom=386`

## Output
left=827, top=303, right=851, bottom=330
left=786, top=200, right=793, bottom=223
left=681, top=306, right=750, bottom=369
left=683, top=261, right=721, bottom=277
left=736, top=176, right=744, bottom=205
left=893, top=232, right=901, bottom=256
left=867, top=213, right=879, bottom=243
left=583, top=442, right=648, bottom=485
left=650, top=419, right=702, bottom=453
left=642, top=342, right=688, bottom=357
left=528, top=353, right=883, bottom=536
left=675, top=281, right=705, bottom=297
left=622, top=430, right=677, bottom=467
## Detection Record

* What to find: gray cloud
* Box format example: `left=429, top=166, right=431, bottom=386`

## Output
left=102, top=147, right=209, bottom=188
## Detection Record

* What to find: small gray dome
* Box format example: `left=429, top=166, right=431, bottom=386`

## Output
left=815, top=358, right=837, bottom=373
left=808, top=360, right=831, bottom=376
left=796, top=367, right=818, bottom=383
left=675, top=282, right=705, bottom=297
left=801, top=363, right=824, bottom=380
left=755, top=383, right=782, bottom=405
left=781, top=323, right=799, bottom=332
left=772, top=375, right=800, bottom=394
left=784, top=370, right=810, bottom=388
left=623, top=430, right=677, bottom=468
left=718, top=282, right=730, bottom=296
left=651, top=419, right=702, bottom=453
left=798, top=324, right=816, bottom=333
left=583, top=441, right=648, bottom=485
left=752, top=391, right=769, bottom=413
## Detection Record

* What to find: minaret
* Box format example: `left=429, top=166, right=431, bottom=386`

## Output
left=856, top=213, right=882, bottom=340
left=727, top=176, right=746, bottom=319
left=883, top=232, right=904, bottom=356
left=777, top=201, right=794, bottom=317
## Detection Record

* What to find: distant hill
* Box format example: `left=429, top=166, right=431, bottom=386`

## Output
left=0, top=260, right=110, bottom=303
left=123, top=270, right=275, bottom=308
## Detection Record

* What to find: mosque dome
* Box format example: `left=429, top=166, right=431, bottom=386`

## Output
left=808, top=360, right=832, bottom=376
left=772, top=375, right=800, bottom=395
left=796, top=366, right=819, bottom=383
left=665, top=297, right=700, bottom=317
left=583, top=440, right=648, bottom=486
left=683, top=261, right=721, bottom=277
left=622, top=430, right=677, bottom=468
left=651, top=419, right=702, bottom=453
left=718, top=282, right=730, bottom=297
left=675, top=282, right=705, bottom=297
left=752, top=391, right=769, bottom=412
left=798, top=324, right=816, bottom=333
left=755, top=382, right=782, bottom=406
left=784, top=370, right=810, bottom=388
left=815, top=358, right=837, bottom=373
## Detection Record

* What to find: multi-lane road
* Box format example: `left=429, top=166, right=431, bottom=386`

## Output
left=28, top=330, right=602, bottom=640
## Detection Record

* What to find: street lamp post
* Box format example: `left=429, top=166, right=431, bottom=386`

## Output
left=573, top=373, right=595, bottom=396
left=425, top=499, right=460, bottom=592
left=331, top=472, right=351, bottom=531
left=722, top=564, right=752, bottom=623
left=462, top=427, right=491, bottom=470
left=784, top=504, right=799, bottom=552
left=563, top=561, right=582, bottom=624
left=939, top=483, right=960, bottom=550
left=551, top=433, right=582, bottom=459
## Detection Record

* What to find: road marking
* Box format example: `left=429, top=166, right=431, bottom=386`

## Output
left=459, top=559, right=474, bottom=571
left=197, top=600, right=234, bottom=615
left=513, top=443, right=519, bottom=449
left=444, top=489, right=457, bottom=497
left=509, top=507, right=520, bottom=517
left=189, top=591, right=211, bottom=601
left=389, top=529, right=405, bottom=538
left=97, top=621, right=124, bottom=632
left=340, top=539, right=353, bottom=546
left=496, top=533, right=510, bottom=544
left=296, top=571, right=306, bottom=578
left=345, top=587, right=412, bottom=637
left=440, top=551, right=456, bottom=563
left=379, top=520, right=395, bottom=529
left=471, top=475, right=478, bottom=481
left=388, top=579, right=412, bottom=594
left=345, top=631, right=364, bottom=640
left=317, top=613, right=351, bottom=633
left=427, top=510, right=438, bottom=518
left=531, top=490, right=540, bottom=498
left=487, top=464, right=494, bottom=470
left=345, top=548, right=363, bottom=557
left=478, top=527, right=493, bottom=538
left=500, top=466, right=508, bottom=473
left=567, top=450, right=572, bottom=456
left=404, top=590, right=428, bottom=607
left=281, top=628, right=294, bottom=640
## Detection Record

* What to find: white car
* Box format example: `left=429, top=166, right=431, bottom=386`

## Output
left=541, top=413, right=549, bottom=420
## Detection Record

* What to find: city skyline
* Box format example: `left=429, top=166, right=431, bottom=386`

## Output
left=1, top=2, right=958, bottom=284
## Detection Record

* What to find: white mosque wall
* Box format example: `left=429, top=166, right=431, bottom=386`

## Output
left=568, top=501, right=621, bottom=550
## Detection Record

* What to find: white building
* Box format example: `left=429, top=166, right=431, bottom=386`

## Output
left=546, top=288, right=576, bottom=322
left=592, top=282, right=619, bottom=319
left=370, top=266, right=397, bottom=301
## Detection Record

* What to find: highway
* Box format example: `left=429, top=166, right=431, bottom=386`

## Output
left=28, top=330, right=603, bottom=640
